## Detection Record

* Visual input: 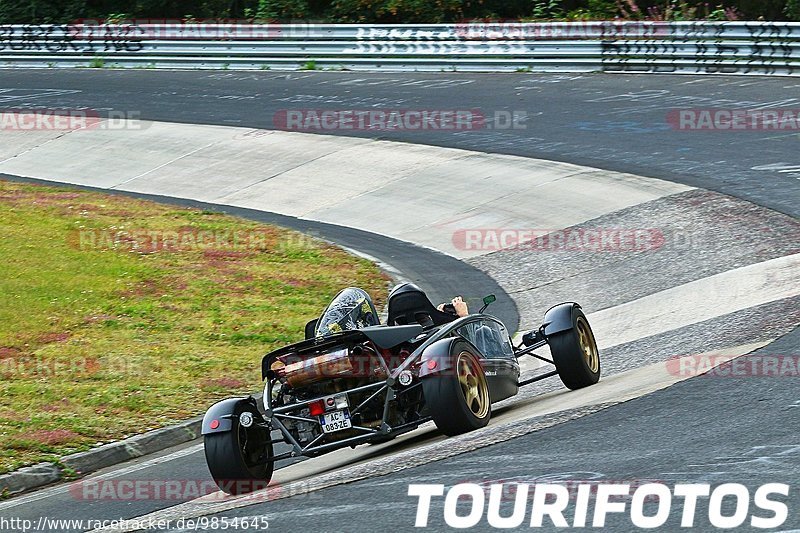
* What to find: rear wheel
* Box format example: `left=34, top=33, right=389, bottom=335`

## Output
left=422, top=341, right=491, bottom=436
left=204, top=412, right=274, bottom=495
left=549, top=308, right=600, bottom=390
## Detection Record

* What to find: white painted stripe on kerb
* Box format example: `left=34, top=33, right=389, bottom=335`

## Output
left=590, top=253, right=800, bottom=350
left=514, top=254, right=800, bottom=354
left=512, top=253, right=799, bottom=354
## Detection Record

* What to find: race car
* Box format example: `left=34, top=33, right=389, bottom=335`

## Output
left=202, top=283, right=601, bottom=494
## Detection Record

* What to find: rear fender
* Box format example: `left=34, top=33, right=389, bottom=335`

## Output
left=418, top=337, right=483, bottom=378
left=201, top=397, right=262, bottom=435
left=418, top=337, right=459, bottom=378
left=542, top=302, right=580, bottom=336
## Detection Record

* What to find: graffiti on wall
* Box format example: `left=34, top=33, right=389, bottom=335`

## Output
left=0, top=24, right=143, bottom=53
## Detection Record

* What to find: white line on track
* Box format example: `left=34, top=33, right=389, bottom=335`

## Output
left=109, top=143, right=218, bottom=188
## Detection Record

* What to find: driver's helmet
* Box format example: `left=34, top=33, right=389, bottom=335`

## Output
left=315, top=287, right=380, bottom=337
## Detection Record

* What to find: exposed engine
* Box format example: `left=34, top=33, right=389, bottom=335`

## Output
left=273, top=344, right=387, bottom=388
left=267, top=340, right=422, bottom=448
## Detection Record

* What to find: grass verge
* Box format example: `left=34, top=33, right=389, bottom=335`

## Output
left=0, top=179, right=389, bottom=473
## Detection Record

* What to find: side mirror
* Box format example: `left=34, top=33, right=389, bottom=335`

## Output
left=479, top=294, right=496, bottom=313
left=304, top=318, right=319, bottom=339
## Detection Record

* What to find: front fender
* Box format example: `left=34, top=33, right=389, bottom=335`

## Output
left=201, top=396, right=261, bottom=435
left=542, top=302, right=581, bottom=336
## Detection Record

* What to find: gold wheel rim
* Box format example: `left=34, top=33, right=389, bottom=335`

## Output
left=576, top=316, right=600, bottom=373
left=456, top=351, right=490, bottom=419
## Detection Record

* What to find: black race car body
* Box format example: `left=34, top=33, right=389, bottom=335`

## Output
left=201, top=283, right=600, bottom=494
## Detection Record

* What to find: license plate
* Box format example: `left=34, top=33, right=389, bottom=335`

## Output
left=319, top=410, right=352, bottom=433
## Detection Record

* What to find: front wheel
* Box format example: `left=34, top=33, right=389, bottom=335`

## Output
left=204, top=414, right=274, bottom=495
left=549, top=307, right=601, bottom=390
left=422, top=341, right=491, bottom=436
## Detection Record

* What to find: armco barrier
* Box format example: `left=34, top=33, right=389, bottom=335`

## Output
left=0, top=21, right=797, bottom=74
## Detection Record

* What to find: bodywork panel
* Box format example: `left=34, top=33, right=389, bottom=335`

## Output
left=542, top=302, right=580, bottom=336
left=201, top=396, right=260, bottom=435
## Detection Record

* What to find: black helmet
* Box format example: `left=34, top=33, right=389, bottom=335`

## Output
left=388, top=282, right=425, bottom=299
left=315, top=287, right=380, bottom=337
left=387, top=282, right=457, bottom=327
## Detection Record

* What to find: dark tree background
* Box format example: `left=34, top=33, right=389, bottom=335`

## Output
left=0, top=0, right=796, bottom=24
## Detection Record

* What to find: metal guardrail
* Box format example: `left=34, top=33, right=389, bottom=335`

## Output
left=0, top=21, right=798, bottom=74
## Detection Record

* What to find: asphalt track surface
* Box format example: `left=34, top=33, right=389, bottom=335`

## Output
left=0, top=71, right=798, bottom=531
left=1, top=70, right=798, bottom=218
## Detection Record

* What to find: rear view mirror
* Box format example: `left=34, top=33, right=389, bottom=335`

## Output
left=304, top=318, right=319, bottom=339
left=479, top=294, right=496, bottom=313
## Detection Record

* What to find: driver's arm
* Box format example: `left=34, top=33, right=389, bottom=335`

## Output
left=437, top=296, right=469, bottom=317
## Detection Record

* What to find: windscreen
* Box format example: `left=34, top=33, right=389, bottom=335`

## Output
left=315, top=287, right=380, bottom=337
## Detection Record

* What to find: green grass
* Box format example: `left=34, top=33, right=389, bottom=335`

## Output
left=0, top=180, right=389, bottom=473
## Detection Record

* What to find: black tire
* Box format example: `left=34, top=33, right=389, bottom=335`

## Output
left=549, top=307, right=601, bottom=390
left=204, top=412, right=274, bottom=495
left=422, top=340, right=491, bottom=436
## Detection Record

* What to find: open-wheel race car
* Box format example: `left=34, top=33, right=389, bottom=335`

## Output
left=202, top=283, right=601, bottom=494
